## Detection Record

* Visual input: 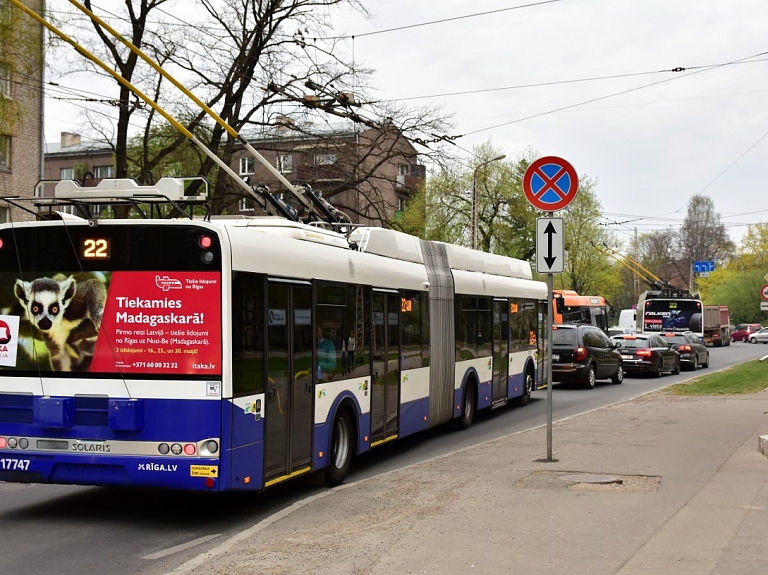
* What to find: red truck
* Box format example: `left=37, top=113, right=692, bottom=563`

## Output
left=703, top=305, right=731, bottom=347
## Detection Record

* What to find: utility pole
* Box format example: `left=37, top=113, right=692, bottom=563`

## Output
left=633, top=227, right=639, bottom=303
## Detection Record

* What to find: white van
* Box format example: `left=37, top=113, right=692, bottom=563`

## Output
left=617, top=309, right=637, bottom=333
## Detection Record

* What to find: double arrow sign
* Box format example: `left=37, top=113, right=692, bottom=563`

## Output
left=536, top=217, right=564, bottom=274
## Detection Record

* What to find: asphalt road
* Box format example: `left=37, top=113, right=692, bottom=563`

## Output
left=1, top=341, right=766, bottom=575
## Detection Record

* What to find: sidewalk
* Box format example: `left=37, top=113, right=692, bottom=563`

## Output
left=171, top=389, right=768, bottom=575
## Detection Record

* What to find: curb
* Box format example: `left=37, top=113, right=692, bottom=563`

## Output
left=759, top=434, right=768, bottom=456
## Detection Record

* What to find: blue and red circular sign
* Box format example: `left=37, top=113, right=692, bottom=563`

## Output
left=523, top=156, right=578, bottom=212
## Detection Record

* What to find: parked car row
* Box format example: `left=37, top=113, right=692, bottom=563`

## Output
left=731, top=323, right=764, bottom=342
left=747, top=327, right=768, bottom=344
left=550, top=324, right=710, bottom=390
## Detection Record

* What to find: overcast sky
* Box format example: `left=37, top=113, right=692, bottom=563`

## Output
left=43, top=0, right=768, bottom=247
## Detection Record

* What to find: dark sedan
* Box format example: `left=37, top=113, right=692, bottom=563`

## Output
left=660, top=331, right=709, bottom=370
left=611, top=333, right=680, bottom=377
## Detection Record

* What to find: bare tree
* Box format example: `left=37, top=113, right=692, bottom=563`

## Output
left=678, top=194, right=734, bottom=265
left=50, top=0, right=450, bottom=220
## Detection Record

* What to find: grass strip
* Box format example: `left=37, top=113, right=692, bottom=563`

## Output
left=666, top=358, right=768, bottom=396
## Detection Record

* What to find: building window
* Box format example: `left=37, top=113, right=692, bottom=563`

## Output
left=60, top=167, right=74, bottom=180
left=277, top=154, right=293, bottom=173
left=0, top=206, right=7, bottom=223
left=0, top=134, right=10, bottom=170
left=397, top=197, right=406, bottom=212
left=94, top=165, right=114, bottom=178
left=239, top=156, right=255, bottom=175
left=314, top=153, right=337, bottom=166
left=0, top=64, right=10, bottom=99
left=238, top=198, right=254, bottom=212
left=397, top=164, right=408, bottom=186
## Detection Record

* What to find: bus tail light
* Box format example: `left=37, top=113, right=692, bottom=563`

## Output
left=198, top=440, right=219, bottom=456
left=183, top=444, right=196, bottom=456
left=0, top=437, right=25, bottom=449
left=575, top=347, right=587, bottom=361
left=204, top=477, right=216, bottom=489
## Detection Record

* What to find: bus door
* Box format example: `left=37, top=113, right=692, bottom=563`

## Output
left=370, top=290, right=400, bottom=445
left=264, top=281, right=313, bottom=483
left=492, top=299, right=509, bottom=403
left=537, top=300, right=550, bottom=388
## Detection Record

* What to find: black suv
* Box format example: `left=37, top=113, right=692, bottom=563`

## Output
left=551, top=324, right=624, bottom=389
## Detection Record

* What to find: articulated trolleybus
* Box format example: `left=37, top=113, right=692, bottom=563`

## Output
left=0, top=178, right=547, bottom=491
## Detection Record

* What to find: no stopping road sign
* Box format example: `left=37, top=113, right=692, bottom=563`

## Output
left=523, top=156, right=578, bottom=212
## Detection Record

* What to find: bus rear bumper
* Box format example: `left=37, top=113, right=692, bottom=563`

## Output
left=0, top=453, right=222, bottom=491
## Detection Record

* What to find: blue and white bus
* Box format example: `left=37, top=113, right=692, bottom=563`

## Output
left=0, top=178, right=547, bottom=491
left=637, top=289, right=704, bottom=341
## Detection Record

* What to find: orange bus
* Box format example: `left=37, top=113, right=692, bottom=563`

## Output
left=553, top=289, right=610, bottom=333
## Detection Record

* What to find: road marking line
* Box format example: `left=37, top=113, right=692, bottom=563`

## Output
left=142, top=534, right=222, bottom=560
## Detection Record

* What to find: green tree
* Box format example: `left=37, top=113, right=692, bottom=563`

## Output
left=701, top=267, right=765, bottom=324
left=554, top=176, right=619, bottom=297
left=401, top=144, right=539, bottom=257
left=126, top=119, right=214, bottom=181
left=739, top=222, right=768, bottom=269
left=403, top=145, right=621, bottom=310
left=697, top=222, right=768, bottom=323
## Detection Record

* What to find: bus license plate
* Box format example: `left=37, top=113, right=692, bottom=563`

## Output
left=0, top=458, right=31, bottom=471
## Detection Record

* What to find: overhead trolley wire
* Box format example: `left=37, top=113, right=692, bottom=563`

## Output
left=462, top=50, right=768, bottom=137
left=322, top=0, right=563, bottom=40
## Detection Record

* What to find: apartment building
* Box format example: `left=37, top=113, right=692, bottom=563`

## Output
left=42, top=121, right=425, bottom=227
left=231, top=119, right=426, bottom=226
left=0, top=0, right=44, bottom=223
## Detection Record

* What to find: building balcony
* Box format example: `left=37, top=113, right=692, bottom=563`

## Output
left=397, top=164, right=426, bottom=192
left=296, top=163, right=347, bottom=182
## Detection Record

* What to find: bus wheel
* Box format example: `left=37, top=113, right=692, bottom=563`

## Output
left=512, top=369, right=534, bottom=406
left=325, top=410, right=354, bottom=486
left=456, top=383, right=476, bottom=430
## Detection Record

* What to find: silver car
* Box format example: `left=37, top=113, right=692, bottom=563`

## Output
left=749, top=327, right=768, bottom=344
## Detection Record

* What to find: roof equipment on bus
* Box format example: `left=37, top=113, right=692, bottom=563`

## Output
left=22, top=177, right=210, bottom=221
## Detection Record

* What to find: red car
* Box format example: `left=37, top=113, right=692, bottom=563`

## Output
left=731, top=323, right=764, bottom=342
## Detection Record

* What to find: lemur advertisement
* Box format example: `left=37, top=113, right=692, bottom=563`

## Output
left=0, top=271, right=221, bottom=375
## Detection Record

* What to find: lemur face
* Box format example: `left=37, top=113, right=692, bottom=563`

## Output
left=14, top=277, right=76, bottom=332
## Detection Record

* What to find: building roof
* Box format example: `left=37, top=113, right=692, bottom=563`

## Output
left=239, top=120, right=365, bottom=145
left=44, top=135, right=114, bottom=157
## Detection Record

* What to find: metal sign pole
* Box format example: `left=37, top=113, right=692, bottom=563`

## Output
left=523, top=156, right=577, bottom=464
left=546, top=212, right=554, bottom=461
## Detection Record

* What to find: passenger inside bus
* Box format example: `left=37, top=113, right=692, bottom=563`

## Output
left=317, top=326, right=337, bottom=380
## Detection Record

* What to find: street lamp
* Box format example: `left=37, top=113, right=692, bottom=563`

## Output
left=471, top=153, right=506, bottom=250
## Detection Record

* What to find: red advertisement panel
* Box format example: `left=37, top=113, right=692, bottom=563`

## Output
left=91, top=271, right=221, bottom=375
